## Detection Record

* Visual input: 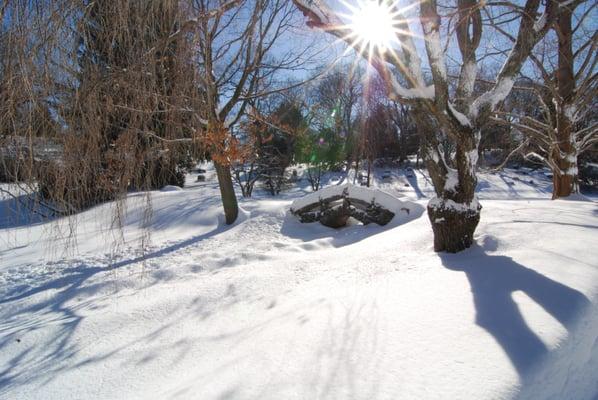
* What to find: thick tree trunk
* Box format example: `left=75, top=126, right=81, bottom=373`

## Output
left=427, top=203, right=481, bottom=253
left=214, top=162, right=238, bottom=224
left=552, top=9, right=578, bottom=199
left=552, top=167, right=577, bottom=199
left=424, top=126, right=481, bottom=253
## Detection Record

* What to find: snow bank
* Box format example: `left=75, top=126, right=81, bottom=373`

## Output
left=160, top=185, right=183, bottom=192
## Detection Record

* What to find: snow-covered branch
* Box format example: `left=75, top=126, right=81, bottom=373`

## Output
left=470, top=0, right=558, bottom=120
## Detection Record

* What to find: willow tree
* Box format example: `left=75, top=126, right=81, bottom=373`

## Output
left=0, top=0, right=204, bottom=213
left=292, top=0, right=557, bottom=252
left=75, top=0, right=197, bottom=194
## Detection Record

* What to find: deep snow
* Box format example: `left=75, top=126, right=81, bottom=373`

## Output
left=0, top=165, right=597, bottom=400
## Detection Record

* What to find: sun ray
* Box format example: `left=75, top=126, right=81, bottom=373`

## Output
left=313, top=0, right=428, bottom=100
left=339, top=0, right=421, bottom=58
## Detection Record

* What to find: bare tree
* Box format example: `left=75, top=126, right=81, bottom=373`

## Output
left=311, top=67, right=363, bottom=173
left=355, top=74, right=395, bottom=186
left=231, top=134, right=262, bottom=198
left=494, top=1, right=597, bottom=197
left=292, top=0, right=557, bottom=252
left=190, top=0, right=313, bottom=223
left=389, top=101, right=419, bottom=165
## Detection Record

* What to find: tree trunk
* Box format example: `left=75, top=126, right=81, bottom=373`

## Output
left=424, top=127, right=481, bottom=253
left=552, top=8, right=578, bottom=199
left=552, top=169, right=577, bottom=199
left=427, top=203, right=481, bottom=253
left=214, top=162, right=238, bottom=224
left=399, top=132, right=407, bottom=164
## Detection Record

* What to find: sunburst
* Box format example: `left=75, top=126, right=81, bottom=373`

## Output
left=348, top=0, right=400, bottom=52
left=327, top=0, right=424, bottom=94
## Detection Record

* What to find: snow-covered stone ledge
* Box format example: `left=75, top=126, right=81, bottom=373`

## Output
left=290, top=184, right=418, bottom=228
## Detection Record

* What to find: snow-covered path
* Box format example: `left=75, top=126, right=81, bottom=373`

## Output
left=1, top=166, right=597, bottom=399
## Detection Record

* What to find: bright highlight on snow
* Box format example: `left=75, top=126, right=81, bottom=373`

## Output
left=348, top=0, right=399, bottom=52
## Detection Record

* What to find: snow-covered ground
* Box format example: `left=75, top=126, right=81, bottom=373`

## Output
left=1, top=165, right=597, bottom=400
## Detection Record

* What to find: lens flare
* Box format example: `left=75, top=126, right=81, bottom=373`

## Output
left=350, top=1, right=397, bottom=50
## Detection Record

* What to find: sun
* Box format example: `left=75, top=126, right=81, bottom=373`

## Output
left=349, top=1, right=399, bottom=51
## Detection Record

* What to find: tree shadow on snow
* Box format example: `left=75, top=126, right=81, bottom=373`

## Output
left=439, top=242, right=590, bottom=376
left=1, top=214, right=236, bottom=304
left=0, top=214, right=240, bottom=394
left=401, top=169, right=427, bottom=199
left=0, top=192, right=58, bottom=229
